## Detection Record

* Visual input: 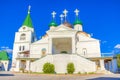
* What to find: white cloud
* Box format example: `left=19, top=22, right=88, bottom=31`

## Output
left=100, top=40, right=107, bottom=44
left=5, top=48, right=13, bottom=53
left=1, top=46, right=9, bottom=49
left=0, top=46, right=13, bottom=53
left=102, top=41, right=107, bottom=44
left=114, top=44, right=120, bottom=48
left=90, top=33, right=93, bottom=37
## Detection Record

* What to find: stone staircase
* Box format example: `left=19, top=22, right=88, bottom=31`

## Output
left=30, top=54, right=96, bottom=73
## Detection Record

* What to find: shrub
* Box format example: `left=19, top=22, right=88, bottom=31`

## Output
left=42, top=62, right=55, bottom=73
left=19, top=68, right=25, bottom=73
left=88, top=72, right=95, bottom=74
left=78, top=71, right=81, bottom=74
left=67, top=63, right=75, bottom=74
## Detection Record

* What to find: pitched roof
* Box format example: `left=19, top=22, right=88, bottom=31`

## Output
left=0, top=51, right=9, bottom=60
left=22, top=13, right=33, bottom=28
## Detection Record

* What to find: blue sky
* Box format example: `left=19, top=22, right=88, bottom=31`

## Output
left=0, top=0, right=120, bottom=53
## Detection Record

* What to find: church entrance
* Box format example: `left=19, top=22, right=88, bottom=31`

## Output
left=20, top=60, right=26, bottom=70
left=52, top=38, right=72, bottom=54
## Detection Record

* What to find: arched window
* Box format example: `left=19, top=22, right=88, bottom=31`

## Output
left=41, top=48, right=46, bottom=56
left=32, top=37, right=35, bottom=42
left=82, top=48, right=87, bottom=55
left=23, top=46, right=25, bottom=51
left=19, top=46, right=21, bottom=51
left=20, top=34, right=26, bottom=40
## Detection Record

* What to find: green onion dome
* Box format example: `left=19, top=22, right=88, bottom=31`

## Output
left=49, top=21, right=57, bottom=27
left=73, top=18, right=83, bottom=25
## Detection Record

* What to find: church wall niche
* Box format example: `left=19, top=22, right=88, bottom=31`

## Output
left=52, top=38, right=72, bottom=54
left=41, top=48, right=46, bottom=56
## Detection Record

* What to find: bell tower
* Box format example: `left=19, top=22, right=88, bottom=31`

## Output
left=12, top=5, right=36, bottom=71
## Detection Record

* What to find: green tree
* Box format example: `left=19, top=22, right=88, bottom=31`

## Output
left=117, top=54, right=120, bottom=68
left=67, top=62, right=75, bottom=74
left=42, top=62, right=55, bottom=73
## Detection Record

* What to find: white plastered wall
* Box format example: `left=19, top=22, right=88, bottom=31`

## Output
left=77, top=40, right=101, bottom=57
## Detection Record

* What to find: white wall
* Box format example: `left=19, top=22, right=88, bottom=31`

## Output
left=77, top=40, right=101, bottom=57
left=74, top=24, right=83, bottom=31
left=14, top=31, right=33, bottom=43
left=12, top=26, right=36, bottom=71
left=30, top=43, right=49, bottom=57
left=30, top=54, right=96, bottom=73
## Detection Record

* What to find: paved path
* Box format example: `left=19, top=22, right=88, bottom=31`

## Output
left=0, top=71, right=120, bottom=80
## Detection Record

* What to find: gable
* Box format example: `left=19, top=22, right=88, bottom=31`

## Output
left=49, top=24, right=74, bottom=31
left=56, top=27, right=68, bottom=31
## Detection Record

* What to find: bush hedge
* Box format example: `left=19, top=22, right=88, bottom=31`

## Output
left=42, top=62, right=55, bottom=73
left=67, top=62, right=75, bottom=74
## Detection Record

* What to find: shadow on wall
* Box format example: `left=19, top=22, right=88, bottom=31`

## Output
left=87, top=77, right=120, bottom=80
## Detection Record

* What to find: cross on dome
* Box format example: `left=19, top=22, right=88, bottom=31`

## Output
left=63, top=9, right=68, bottom=17
left=60, top=14, right=64, bottom=24
left=74, top=9, right=79, bottom=17
left=28, top=5, right=31, bottom=14
left=51, top=11, right=56, bottom=19
left=73, top=9, right=83, bottom=25
left=63, top=9, right=68, bottom=22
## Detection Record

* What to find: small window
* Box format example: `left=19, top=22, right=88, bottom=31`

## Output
left=20, top=34, right=26, bottom=40
left=19, top=46, right=21, bottom=51
left=23, top=46, right=25, bottom=51
left=32, top=37, right=35, bottom=42
left=22, top=27, right=26, bottom=30
left=82, top=48, right=87, bottom=55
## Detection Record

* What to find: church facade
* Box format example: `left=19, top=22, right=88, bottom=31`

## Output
left=11, top=7, right=118, bottom=73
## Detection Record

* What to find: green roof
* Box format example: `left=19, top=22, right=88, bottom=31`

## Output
left=0, top=51, right=9, bottom=60
left=73, top=18, right=83, bottom=25
left=49, top=21, right=57, bottom=27
left=23, top=13, right=33, bottom=28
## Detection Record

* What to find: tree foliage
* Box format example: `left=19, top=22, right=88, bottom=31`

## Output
left=42, top=62, right=55, bottom=73
left=67, top=62, right=75, bottom=74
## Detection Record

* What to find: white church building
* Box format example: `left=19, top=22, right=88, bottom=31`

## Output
left=11, top=6, right=118, bottom=73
